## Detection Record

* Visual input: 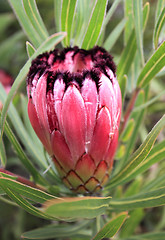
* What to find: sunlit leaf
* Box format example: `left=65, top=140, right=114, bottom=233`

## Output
left=137, top=41, right=165, bottom=88
left=110, top=186, right=165, bottom=210
left=22, top=0, right=48, bottom=40
left=133, top=0, right=145, bottom=66
left=60, top=0, right=77, bottom=46
left=153, top=7, right=165, bottom=49
left=92, top=212, right=128, bottom=240
left=26, top=41, right=35, bottom=58
left=81, top=0, right=108, bottom=49
left=44, top=197, right=111, bottom=220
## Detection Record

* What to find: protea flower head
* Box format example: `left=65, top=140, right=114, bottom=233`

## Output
left=27, top=46, right=122, bottom=194
left=0, top=69, right=13, bottom=110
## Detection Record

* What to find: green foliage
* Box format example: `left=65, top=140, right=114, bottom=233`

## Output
left=0, top=0, right=165, bottom=239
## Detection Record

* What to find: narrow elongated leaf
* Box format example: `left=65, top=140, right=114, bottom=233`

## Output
left=110, top=187, right=165, bottom=210
left=114, top=90, right=146, bottom=175
left=54, top=0, right=62, bottom=32
left=0, top=177, right=56, bottom=203
left=0, top=186, right=54, bottom=220
left=137, top=41, right=165, bottom=88
left=119, top=208, right=144, bottom=238
left=121, top=231, right=165, bottom=240
left=103, top=0, right=121, bottom=29
left=153, top=7, right=165, bottom=49
left=0, top=13, right=14, bottom=34
left=26, top=41, right=35, bottom=58
left=61, top=0, right=77, bottom=46
left=103, top=18, right=126, bottom=51
left=106, top=115, right=165, bottom=189
left=0, top=32, right=66, bottom=144
left=8, top=0, right=41, bottom=47
left=0, top=137, right=6, bottom=167
left=124, top=0, right=133, bottom=44
left=117, top=2, right=149, bottom=84
left=22, top=221, right=91, bottom=239
left=44, top=197, right=111, bottom=220
left=81, top=0, right=108, bottom=49
left=143, top=172, right=165, bottom=192
left=133, top=0, right=145, bottom=66
left=22, top=0, right=48, bottom=40
left=133, top=89, right=165, bottom=112
left=155, top=0, right=165, bottom=22
left=92, top=212, right=128, bottom=240
left=120, top=119, right=135, bottom=143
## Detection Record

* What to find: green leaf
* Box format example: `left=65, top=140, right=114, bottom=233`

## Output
left=120, top=119, right=135, bottom=143
left=119, top=209, right=144, bottom=238
left=26, top=41, right=35, bottom=58
left=8, top=0, right=42, bottom=47
left=153, top=7, right=165, bottom=49
left=22, top=0, right=48, bottom=40
left=92, top=212, right=128, bottom=240
left=155, top=0, right=165, bottom=22
left=61, top=0, right=77, bottom=46
left=0, top=13, right=14, bottom=35
left=0, top=177, right=56, bottom=203
left=106, top=114, right=165, bottom=189
left=1, top=117, right=46, bottom=184
left=54, top=0, right=62, bottom=32
left=103, top=18, right=126, bottom=51
left=44, top=197, right=111, bottom=220
left=81, top=0, right=108, bottom=49
left=0, top=32, right=66, bottom=145
left=117, top=2, right=149, bottom=84
left=120, top=75, right=127, bottom=104
left=110, top=186, right=165, bottom=210
left=124, top=0, right=133, bottom=44
left=0, top=85, right=48, bottom=172
left=133, top=0, right=145, bottom=66
left=133, top=89, right=165, bottom=112
left=22, top=221, right=91, bottom=239
left=103, top=0, right=122, bottom=29
left=0, top=32, right=24, bottom=68
left=121, top=231, right=165, bottom=240
left=114, top=90, right=146, bottom=175
left=0, top=186, right=54, bottom=220
left=0, top=137, right=6, bottom=167
left=137, top=41, right=165, bottom=88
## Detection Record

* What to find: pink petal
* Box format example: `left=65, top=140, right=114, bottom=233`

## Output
left=28, top=99, right=52, bottom=154
left=99, top=73, right=117, bottom=126
left=34, top=74, right=52, bottom=152
left=89, top=106, right=112, bottom=166
left=81, top=78, right=98, bottom=152
left=51, top=130, right=73, bottom=171
left=53, top=78, right=65, bottom=133
left=61, top=85, right=86, bottom=162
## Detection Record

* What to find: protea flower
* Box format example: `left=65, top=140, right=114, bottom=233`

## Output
left=27, top=46, right=122, bottom=194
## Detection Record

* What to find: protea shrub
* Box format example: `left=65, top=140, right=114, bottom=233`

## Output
left=27, top=46, right=122, bottom=194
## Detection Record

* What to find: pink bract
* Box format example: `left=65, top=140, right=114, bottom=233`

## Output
left=27, top=46, right=122, bottom=194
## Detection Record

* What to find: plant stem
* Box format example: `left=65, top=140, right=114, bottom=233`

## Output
left=120, top=88, right=140, bottom=135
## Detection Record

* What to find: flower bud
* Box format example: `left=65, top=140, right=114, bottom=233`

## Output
left=27, top=46, right=122, bottom=194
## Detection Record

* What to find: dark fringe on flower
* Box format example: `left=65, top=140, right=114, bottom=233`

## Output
left=27, top=46, right=116, bottom=93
